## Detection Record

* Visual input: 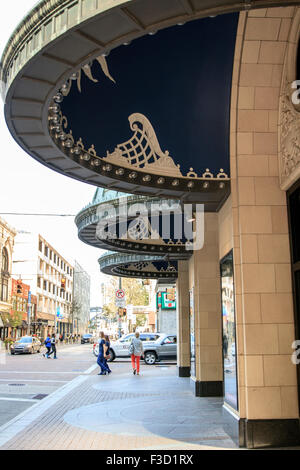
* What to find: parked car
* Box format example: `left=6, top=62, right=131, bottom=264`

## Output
left=11, top=336, right=41, bottom=355
left=93, top=333, right=177, bottom=365
left=81, top=334, right=94, bottom=344
left=143, top=334, right=177, bottom=365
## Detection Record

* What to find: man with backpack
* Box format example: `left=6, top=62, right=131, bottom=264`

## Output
left=48, top=333, right=57, bottom=359
left=43, top=335, right=51, bottom=358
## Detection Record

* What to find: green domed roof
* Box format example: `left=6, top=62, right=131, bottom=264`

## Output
left=92, top=188, right=128, bottom=204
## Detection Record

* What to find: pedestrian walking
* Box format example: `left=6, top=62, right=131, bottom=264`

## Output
left=130, top=331, right=143, bottom=376
left=48, top=334, right=57, bottom=359
left=43, top=335, right=51, bottom=358
left=104, top=335, right=112, bottom=374
left=97, top=331, right=110, bottom=375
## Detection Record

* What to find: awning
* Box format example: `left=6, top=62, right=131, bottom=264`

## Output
left=57, top=318, right=72, bottom=324
left=37, top=312, right=55, bottom=321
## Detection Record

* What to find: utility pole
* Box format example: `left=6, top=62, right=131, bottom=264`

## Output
left=27, top=290, right=32, bottom=336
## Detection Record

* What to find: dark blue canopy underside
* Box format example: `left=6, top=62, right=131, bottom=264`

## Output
left=62, top=13, right=238, bottom=176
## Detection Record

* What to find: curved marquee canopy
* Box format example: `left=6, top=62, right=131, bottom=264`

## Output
left=99, top=251, right=178, bottom=280
left=2, top=0, right=295, bottom=202
left=76, top=188, right=194, bottom=259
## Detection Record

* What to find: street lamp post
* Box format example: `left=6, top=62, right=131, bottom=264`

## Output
left=27, top=290, right=32, bottom=336
left=118, top=277, right=123, bottom=338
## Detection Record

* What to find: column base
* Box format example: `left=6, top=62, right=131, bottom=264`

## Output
left=222, top=404, right=300, bottom=448
left=191, top=379, right=223, bottom=397
left=178, top=366, right=190, bottom=377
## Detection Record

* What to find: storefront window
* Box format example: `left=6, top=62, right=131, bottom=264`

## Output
left=189, top=288, right=195, bottom=377
left=221, top=251, right=238, bottom=410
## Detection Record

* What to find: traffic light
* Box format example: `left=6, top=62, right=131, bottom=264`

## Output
left=61, top=278, right=66, bottom=291
left=17, top=280, right=22, bottom=295
left=118, top=308, right=127, bottom=317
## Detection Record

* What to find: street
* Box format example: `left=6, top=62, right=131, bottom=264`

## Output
left=0, top=343, right=96, bottom=427
left=0, top=348, right=238, bottom=451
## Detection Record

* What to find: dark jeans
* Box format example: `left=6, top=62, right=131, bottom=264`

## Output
left=104, top=357, right=111, bottom=373
left=48, top=345, right=57, bottom=358
left=45, top=346, right=51, bottom=356
left=97, top=355, right=110, bottom=373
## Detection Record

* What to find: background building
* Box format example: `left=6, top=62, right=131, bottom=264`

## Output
left=72, top=260, right=91, bottom=335
left=12, top=232, right=74, bottom=339
left=10, top=279, right=30, bottom=338
left=0, top=218, right=16, bottom=340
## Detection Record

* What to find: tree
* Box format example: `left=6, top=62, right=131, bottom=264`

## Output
left=135, top=314, right=147, bottom=328
left=121, top=278, right=149, bottom=306
left=104, top=276, right=149, bottom=308
left=10, top=311, right=23, bottom=338
left=102, top=304, right=116, bottom=320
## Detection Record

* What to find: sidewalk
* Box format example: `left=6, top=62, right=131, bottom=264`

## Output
left=0, top=364, right=238, bottom=450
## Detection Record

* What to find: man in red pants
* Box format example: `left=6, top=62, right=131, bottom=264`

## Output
left=130, top=331, right=143, bottom=375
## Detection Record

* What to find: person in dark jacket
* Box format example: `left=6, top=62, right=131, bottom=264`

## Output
left=97, top=331, right=110, bottom=375
left=48, top=334, right=57, bottom=359
left=104, top=335, right=112, bottom=374
left=43, top=335, right=51, bottom=358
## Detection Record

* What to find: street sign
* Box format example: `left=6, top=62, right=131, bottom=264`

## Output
left=116, top=298, right=126, bottom=307
left=116, top=289, right=125, bottom=299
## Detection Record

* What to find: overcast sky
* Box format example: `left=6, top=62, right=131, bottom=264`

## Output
left=0, top=1, right=108, bottom=306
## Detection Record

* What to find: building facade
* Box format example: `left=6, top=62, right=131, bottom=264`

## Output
left=12, top=232, right=74, bottom=339
left=10, top=279, right=30, bottom=339
left=0, top=218, right=16, bottom=340
left=72, top=260, right=91, bottom=335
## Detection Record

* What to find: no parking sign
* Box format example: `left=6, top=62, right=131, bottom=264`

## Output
left=115, top=289, right=126, bottom=307
left=116, top=289, right=125, bottom=299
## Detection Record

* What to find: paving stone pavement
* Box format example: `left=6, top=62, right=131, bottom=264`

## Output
left=0, top=365, right=238, bottom=450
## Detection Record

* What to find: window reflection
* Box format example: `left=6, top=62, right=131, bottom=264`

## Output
left=190, top=288, right=195, bottom=376
left=221, top=251, right=238, bottom=410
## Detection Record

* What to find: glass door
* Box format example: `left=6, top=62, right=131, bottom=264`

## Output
left=221, top=251, right=238, bottom=410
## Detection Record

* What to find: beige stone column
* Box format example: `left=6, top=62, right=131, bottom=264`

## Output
left=176, top=260, right=191, bottom=377
left=229, top=6, right=300, bottom=448
left=191, top=213, right=223, bottom=396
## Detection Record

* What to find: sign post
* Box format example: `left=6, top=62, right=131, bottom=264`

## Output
left=115, top=284, right=126, bottom=338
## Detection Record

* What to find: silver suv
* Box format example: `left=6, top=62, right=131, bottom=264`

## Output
left=143, top=334, right=177, bottom=365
